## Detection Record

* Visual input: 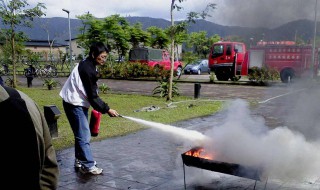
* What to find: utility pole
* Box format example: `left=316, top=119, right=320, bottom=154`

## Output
left=62, top=9, right=73, bottom=72
left=312, top=0, right=318, bottom=78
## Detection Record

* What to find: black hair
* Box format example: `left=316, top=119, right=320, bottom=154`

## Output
left=89, top=42, right=110, bottom=59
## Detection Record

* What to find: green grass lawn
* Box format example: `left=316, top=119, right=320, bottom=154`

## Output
left=18, top=86, right=223, bottom=150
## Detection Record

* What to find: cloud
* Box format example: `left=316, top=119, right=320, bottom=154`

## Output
left=27, top=0, right=213, bottom=19
left=27, top=0, right=319, bottom=28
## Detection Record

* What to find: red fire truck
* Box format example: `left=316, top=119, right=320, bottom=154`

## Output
left=209, top=41, right=319, bottom=83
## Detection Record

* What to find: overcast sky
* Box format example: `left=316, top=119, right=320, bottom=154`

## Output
left=26, top=0, right=319, bottom=29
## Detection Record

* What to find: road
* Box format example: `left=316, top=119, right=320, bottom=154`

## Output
left=7, top=74, right=304, bottom=128
left=6, top=74, right=320, bottom=189
left=48, top=75, right=320, bottom=190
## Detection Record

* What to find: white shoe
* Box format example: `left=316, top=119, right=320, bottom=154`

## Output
left=80, top=166, right=103, bottom=175
left=74, top=159, right=97, bottom=168
left=74, top=159, right=82, bottom=168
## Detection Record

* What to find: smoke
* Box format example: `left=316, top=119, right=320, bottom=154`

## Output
left=123, top=85, right=320, bottom=182
left=285, top=86, right=320, bottom=140
left=209, top=0, right=318, bottom=28
left=201, top=98, right=320, bottom=181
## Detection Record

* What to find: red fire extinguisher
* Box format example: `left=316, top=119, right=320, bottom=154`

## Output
left=89, top=109, right=102, bottom=137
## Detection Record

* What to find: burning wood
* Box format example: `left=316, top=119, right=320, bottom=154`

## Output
left=184, top=147, right=214, bottom=160
left=182, top=147, right=262, bottom=181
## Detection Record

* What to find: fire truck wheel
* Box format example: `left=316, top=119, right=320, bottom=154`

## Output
left=280, top=69, right=294, bottom=83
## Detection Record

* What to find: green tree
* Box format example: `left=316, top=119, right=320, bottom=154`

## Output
left=24, top=49, right=41, bottom=65
left=186, top=31, right=212, bottom=58
left=77, top=14, right=138, bottom=61
left=0, top=29, right=27, bottom=66
left=208, top=34, right=221, bottom=45
left=165, top=25, right=188, bottom=62
left=0, top=0, right=46, bottom=88
left=147, top=26, right=169, bottom=49
left=82, top=19, right=106, bottom=47
left=76, top=12, right=95, bottom=52
left=128, top=22, right=150, bottom=48
left=104, top=14, right=130, bottom=61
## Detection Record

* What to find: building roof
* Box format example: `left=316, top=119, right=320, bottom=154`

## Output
left=25, top=40, right=67, bottom=48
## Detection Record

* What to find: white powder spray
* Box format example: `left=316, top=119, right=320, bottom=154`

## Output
left=122, top=115, right=209, bottom=144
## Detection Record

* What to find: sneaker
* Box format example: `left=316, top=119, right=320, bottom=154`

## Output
left=74, top=159, right=97, bottom=168
left=74, top=159, right=82, bottom=168
left=79, top=166, right=103, bottom=175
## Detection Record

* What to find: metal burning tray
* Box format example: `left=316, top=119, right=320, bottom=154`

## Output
left=181, top=147, right=262, bottom=181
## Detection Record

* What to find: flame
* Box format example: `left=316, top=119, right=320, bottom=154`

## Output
left=185, top=147, right=214, bottom=160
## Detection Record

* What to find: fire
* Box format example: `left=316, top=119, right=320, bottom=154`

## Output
left=185, top=147, right=214, bottom=160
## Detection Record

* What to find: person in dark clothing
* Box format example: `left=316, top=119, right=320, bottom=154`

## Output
left=2, top=64, right=9, bottom=74
left=59, top=42, right=119, bottom=175
left=25, top=64, right=36, bottom=87
left=0, top=85, right=59, bottom=189
left=231, top=49, right=241, bottom=81
left=0, top=76, right=3, bottom=86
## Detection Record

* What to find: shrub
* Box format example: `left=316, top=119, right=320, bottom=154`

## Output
left=99, top=83, right=110, bottom=94
left=248, top=66, right=279, bottom=85
left=100, top=61, right=170, bottom=80
left=152, top=79, right=180, bottom=100
left=209, top=74, right=215, bottom=83
left=43, top=78, right=60, bottom=90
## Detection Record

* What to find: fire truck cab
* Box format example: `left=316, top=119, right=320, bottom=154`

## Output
left=208, top=41, right=246, bottom=81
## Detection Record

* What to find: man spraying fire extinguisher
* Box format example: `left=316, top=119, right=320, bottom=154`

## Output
left=59, top=42, right=120, bottom=175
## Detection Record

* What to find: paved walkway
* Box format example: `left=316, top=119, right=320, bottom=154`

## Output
left=8, top=75, right=320, bottom=189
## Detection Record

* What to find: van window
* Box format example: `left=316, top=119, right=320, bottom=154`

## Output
left=226, top=45, right=232, bottom=55
left=235, top=44, right=244, bottom=53
left=162, top=51, right=170, bottom=61
left=212, top=44, right=224, bottom=58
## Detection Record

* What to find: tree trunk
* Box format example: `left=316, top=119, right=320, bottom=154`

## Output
left=168, top=0, right=175, bottom=101
left=11, top=22, right=17, bottom=88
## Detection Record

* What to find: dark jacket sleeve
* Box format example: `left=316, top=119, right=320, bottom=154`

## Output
left=79, top=59, right=110, bottom=114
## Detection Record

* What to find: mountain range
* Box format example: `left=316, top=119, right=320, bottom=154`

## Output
left=1, top=16, right=319, bottom=46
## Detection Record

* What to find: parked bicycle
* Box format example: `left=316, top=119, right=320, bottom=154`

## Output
left=33, top=64, right=57, bottom=78
left=45, top=64, right=58, bottom=77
